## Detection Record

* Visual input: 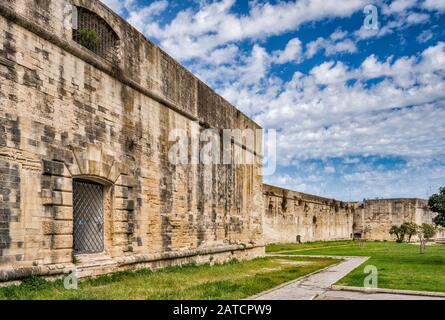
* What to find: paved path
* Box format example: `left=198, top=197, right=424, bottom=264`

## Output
left=316, top=290, right=445, bottom=300
left=252, top=255, right=445, bottom=300
left=253, top=256, right=368, bottom=300
left=272, top=244, right=352, bottom=254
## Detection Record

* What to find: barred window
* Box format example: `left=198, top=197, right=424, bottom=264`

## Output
left=73, top=7, right=118, bottom=63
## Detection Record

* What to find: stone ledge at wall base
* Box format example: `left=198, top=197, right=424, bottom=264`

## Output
left=436, top=238, right=445, bottom=245
left=331, top=285, right=445, bottom=298
left=0, top=244, right=265, bottom=283
left=265, top=238, right=352, bottom=246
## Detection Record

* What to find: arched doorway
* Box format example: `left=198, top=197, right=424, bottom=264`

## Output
left=72, top=179, right=105, bottom=254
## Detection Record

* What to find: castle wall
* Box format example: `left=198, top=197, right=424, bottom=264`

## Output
left=0, top=0, right=264, bottom=282
left=263, top=184, right=355, bottom=244
left=353, top=199, right=436, bottom=241
left=0, top=0, right=441, bottom=283
left=263, top=184, right=439, bottom=244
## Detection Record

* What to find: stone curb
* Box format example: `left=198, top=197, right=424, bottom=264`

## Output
left=270, top=244, right=353, bottom=254
left=0, top=244, right=264, bottom=283
left=268, top=254, right=371, bottom=260
left=245, top=257, right=345, bottom=300
left=331, top=285, right=445, bottom=298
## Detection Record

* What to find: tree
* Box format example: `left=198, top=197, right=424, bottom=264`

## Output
left=417, top=224, right=437, bottom=254
left=390, top=225, right=406, bottom=243
left=403, top=222, right=418, bottom=242
left=429, top=187, right=445, bottom=227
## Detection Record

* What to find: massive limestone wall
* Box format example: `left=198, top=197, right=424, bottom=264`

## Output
left=353, top=199, right=436, bottom=241
left=263, top=184, right=355, bottom=244
left=0, top=0, right=264, bottom=281
left=263, top=185, right=439, bottom=244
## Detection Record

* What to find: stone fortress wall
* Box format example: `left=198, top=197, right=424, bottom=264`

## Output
left=263, top=185, right=438, bottom=244
left=263, top=184, right=355, bottom=244
left=0, top=0, right=264, bottom=282
left=0, top=0, right=441, bottom=283
left=353, top=198, right=438, bottom=241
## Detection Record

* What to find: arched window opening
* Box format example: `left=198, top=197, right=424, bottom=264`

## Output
left=73, top=7, right=118, bottom=63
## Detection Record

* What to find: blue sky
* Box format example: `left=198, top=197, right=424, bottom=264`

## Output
left=101, top=0, right=445, bottom=201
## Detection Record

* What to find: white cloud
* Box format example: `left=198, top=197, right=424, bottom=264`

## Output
left=126, top=0, right=169, bottom=32
left=417, top=29, right=434, bottom=43
left=423, top=0, right=445, bottom=12
left=272, top=38, right=303, bottom=64
left=355, top=1, right=432, bottom=41
left=219, top=42, right=445, bottom=164
left=330, top=29, right=348, bottom=41
left=324, top=166, right=336, bottom=174
left=191, top=44, right=271, bottom=89
left=134, top=0, right=368, bottom=62
left=306, top=30, right=357, bottom=59
left=406, top=12, right=430, bottom=24
left=383, top=0, right=418, bottom=15
left=98, top=0, right=445, bottom=200
left=202, top=45, right=240, bottom=66
left=100, top=0, right=137, bottom=14
left=310, top=61, right=349, bottom=85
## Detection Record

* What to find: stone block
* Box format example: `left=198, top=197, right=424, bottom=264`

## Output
left=115, top=198, right=135, bottom=211
left=51, top=176, right=72, bottom=192
left=51, top=235, right=73, bottom=249
left=43, top=160, right=65, bottom=176
left=42, top=220, right=73, bottom=235
left=115, top=175, right=136, bottom=187
left=53, top=206, right=73, bottom=221
left=113, top=222, right=130, bottom=234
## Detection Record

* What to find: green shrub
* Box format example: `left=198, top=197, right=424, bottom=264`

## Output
left=78, top=29, right=99, bottom=49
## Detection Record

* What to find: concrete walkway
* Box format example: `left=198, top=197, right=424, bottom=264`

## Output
left=252, top=256, right=369, bottom=300
left=272, top=244, right=352, bottom=254
left=316, top=290, right=445, bottom=300
left=252, top=255, right=445, bottom=300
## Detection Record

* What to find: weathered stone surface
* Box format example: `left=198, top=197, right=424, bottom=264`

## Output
left=263, top=184, right=354, bottom=244
left=353, top=198, right=437, bottom=241
left=264, top=184, right=439, bottom=244
left=0, top=0, right=264, bottom=280
left=2, top=0, right=437, bottom=283
left=42, top=220, right=73, bottom=236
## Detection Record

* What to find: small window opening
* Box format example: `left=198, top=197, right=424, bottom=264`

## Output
left=73, top=7, right=118, bottom=63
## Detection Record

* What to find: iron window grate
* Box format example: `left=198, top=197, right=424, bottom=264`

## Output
left=73, top=181, right=105, bottom=254
left=73, top=7, right=118, bottom=63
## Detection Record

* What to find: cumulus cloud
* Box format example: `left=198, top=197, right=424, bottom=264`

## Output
left=423, top=0, right=445, bottom=12
left=126, top=0, right=169, bottom=31
left=355, top=0, right=433, bottom=40
left=127, top=0, right=369, bottom=62
left=306, top=31, right=358, bottom=59
left=406, top=12, right=430, bottom=24
left=100, top=0, right=137, bottom=14
left=272, top=38, right=303, bottom=64
left=98, top=0, right=445, bottom=200
left=382, top=0, right=418, bottom=15
left=226, top=42, right=445, bottom=164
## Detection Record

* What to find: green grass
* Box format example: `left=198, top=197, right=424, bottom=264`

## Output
left=0, top=256, right=339, bottom=300
left=280, top=241, right=445, bottom=293
left=266, top=240, right=354, bottom=253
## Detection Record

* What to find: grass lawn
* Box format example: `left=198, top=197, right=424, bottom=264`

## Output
left=0, top=256, right=339, bottom=300
left=280, top=241, right=445, bottom=293
left=266, top=240, right=354, bottom=253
